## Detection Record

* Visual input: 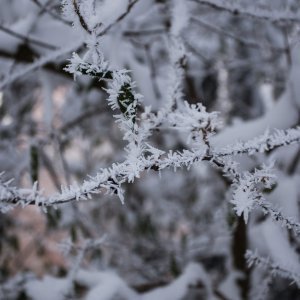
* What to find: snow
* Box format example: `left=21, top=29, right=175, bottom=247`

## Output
left=76, top=270, right=139, bottom=300
left=75, top=263, right=214, bottom=300
left=25, top=276, right=71, bottom=300
left=212, top=92, right=298, bottom=147
left=218, top=271, right=242, bottom=300
left=143, top=263, right=214, bottom=300
left=269, top=175, right=300, bottom=220
left=212, top=42, right=300, bottom=148
left=262, top=219, right=300, bottom=273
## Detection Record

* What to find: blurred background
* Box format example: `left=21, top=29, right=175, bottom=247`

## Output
left=0, top=0, right=300, bottom=299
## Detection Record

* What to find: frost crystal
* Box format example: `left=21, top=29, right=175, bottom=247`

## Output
left=169, top=101, right=220, bottom=131
left=231, top=164, right=276, bottom=223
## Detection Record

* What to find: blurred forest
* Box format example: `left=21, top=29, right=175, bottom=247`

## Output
left=0, top=0, right=300, bottom=299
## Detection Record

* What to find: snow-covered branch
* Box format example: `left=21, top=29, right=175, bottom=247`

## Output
left=214, top=127, right=300, bottom=157
left=193, top=0, right=300, bottom=23
left=246, top=250, right=300, bottom=287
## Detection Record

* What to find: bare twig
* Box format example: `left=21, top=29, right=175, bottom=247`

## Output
left=192, top=0, right=300, bottom=23
left=98, top=0, right=140, bottom=36
left=31, top=0, right=71, bottom=25
left=60, top=106, right=107, bottom=133
left=123, top=28, right=166, bottom=37
left=144, top=43, right=161, bottom=99
left=0, top=0, right=140, bottom=89
left=0, top=40, right=84, bottom=89
left=191, top=17, right=285, bottom=53
left=72, top=0, right=92, bottom=34
left=0, top=24, right=57, bottom=50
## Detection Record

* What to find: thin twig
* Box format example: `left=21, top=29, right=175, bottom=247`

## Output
left=0, top=40, right=84, bottom=89
left=191, top=17, right=285, bottom=53
left=72, top=0, right=91, bottom=34
left=60, top=106, right=107, bottom=133
left=0, top=0, right=140, bottom=89
left=98, top=0, right=140, bottom=37
left=192, top=0, right=300, bottom=23
left=123, top=28, right=166, bottom=37
left=0, top=24, right=57, bottom=50
left=31, top=0, right=71, bottom=25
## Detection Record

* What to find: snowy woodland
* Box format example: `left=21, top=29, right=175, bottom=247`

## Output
left=1, top=0, right=300, bottom=299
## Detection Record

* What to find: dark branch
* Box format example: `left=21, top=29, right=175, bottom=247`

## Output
left=72, top=0, right=92, bottom=34
left=0, top=24, right=57, bottom=50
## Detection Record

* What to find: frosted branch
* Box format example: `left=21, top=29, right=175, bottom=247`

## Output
left=230, top=164, right=276, bottom=223
left=246, top=250, right=300, bottom=287
left=193, top=0, right=300, bottom=23
left=1, top=126, right=300, bottom=213
left=257, top=199, right=300, bottom=235
left=214, top=127, right=300, bottom=157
